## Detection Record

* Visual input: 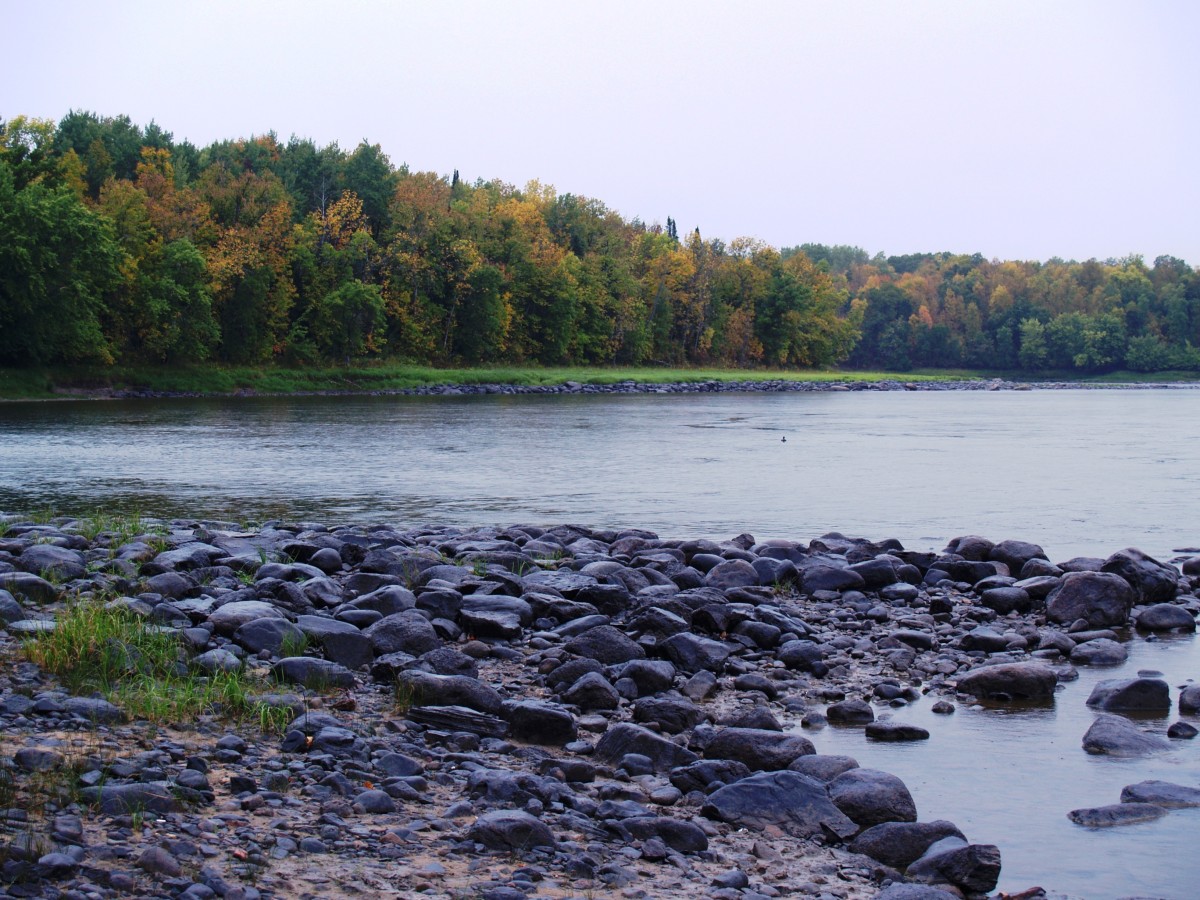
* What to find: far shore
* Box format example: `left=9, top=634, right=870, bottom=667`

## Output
left=2, top=363, right=1199, bottom=403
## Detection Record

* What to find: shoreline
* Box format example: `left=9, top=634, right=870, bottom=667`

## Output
left=7, top=377, right=1200, bottom=403
left=2, top=514, right=1198, bottom=898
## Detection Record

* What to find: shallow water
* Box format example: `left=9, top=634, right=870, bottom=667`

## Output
left=1, top=389, right=1199, bottom=562
left=809, top=634, right=1200, bottom=899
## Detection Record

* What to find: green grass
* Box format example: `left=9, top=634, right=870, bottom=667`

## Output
left=68, top=510, right=167, bottom=548
left=3, top=361, right=1196, bottom=401
left=21, top=599, right=276, bottom=724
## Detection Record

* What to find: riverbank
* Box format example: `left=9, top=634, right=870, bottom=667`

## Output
left=3, top=363, right=1199, bottom=402
left=1, top=513, right=1197, bottom=899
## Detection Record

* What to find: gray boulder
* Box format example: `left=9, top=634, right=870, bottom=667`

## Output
left=828, top=768, right=917, bottom=829
left=19, top=544, right=86, bottom=581
left=660, top=632, right=732, bottom=673
left=1046, top=571, right=1135, bottom=628
left=1082, top=714, right=1171, bottom=756
left=233, top=617, right=305, bottom=656
left=1068, top=803, right=1168, bottom=827
left=272, top=657, right=356, bottom=689
left=956, top=662, right=1057, bottom=701
left=1086, top=677, right=1171, bottom=712
left=704, top=727, right=814, bottom=771
left=850, top=820, right=966, bottom=869
left=469, top=810, right=555, bottom=850
left=506, top=700, right=577, bottom=746
left=364, top=609, right=440, bottom=656
left=564, top=625, right=645, bottom=664
left=905, top=837, right=1001, bottom=894
left=594, top=723, right=698, bottom=771
left=1101, top=548, right=1178, bottom=605
left=397, top=671, right=504, bottom=714
left=1069, top=638, right=1128, bottom=666
left=1135, top=603, right=1195, bottom=632
left=702, top=770, right=857, bottom=840
left=1120, top=780, right=1200, bottom=808
left=208, top=600, right=285, bottom=635
left=1180, top=684, right=1200, bottom=713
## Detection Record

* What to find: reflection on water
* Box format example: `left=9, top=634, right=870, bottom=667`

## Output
left=2, top=390, right=1200, bottom=562
left=809, top=635, right=1200, bottom=899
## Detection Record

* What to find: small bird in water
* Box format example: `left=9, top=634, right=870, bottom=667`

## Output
left=781, top=436, right=787, bottom=442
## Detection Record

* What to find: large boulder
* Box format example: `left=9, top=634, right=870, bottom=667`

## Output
left=956, top=662, right=1057, bottom=701
left=397, top=671, right=504, bottom=714
left=850, top=820, right=967, bottom=869
left=364, top=609, right=440, bottom=656
left=1045, top=571, right=1135, bottom=628
left=563, top=625, right=645, bottom=665
left=1134, top=603, right=1196, bottom=632
left=1082, top=714, right=1171, bottom=757
left=702, top=771, right=857, bottom=840
left=208, top=600, right=285, bottom=636
left=1100, top=548, right=1178, bottom=605
left=988, top=539, right=1047, bottom=575
left=828, top=768, right=917, bottom=829
left=594, top=723, right=698, bottom=771
left=703, top=727, right=814, bottom=771
left=1120, top=780, right=1200, bottom=808
left=1086, top=677, right=1171, bottom=713
left=18, top=544, right=86, bottom=581
left=906, top=837, right=1002, bottom=894
left=660, top=632, right=733, bottom=673
left=468, top=810, right=555, bottom=850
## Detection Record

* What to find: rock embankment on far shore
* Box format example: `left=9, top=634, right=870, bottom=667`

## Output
left=2, top=515, right=1199, bottom=899
left=45, top=377, right=1200, bottom=402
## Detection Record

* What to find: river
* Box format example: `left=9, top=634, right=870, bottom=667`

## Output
left=2, top=387, right=1199, bottom=898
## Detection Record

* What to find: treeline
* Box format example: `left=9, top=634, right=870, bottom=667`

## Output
left=787, top=246, right=1200, bottom=373
left=0, top=112, right=854, bottom=369
left=1, top=111, right=1197, bottom=374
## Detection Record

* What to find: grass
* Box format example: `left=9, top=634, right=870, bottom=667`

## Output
left=68, top=510, right=167, bottom=548
left=3, top=361, right=1197, bottom=401
left=20, top=598, right=280, bottom=725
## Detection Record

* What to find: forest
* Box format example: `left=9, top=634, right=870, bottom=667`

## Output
left=2, top=111, right=1198, bottom=374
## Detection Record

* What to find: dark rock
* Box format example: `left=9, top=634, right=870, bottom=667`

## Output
left=1119, top=780, right=1200, bottom=807
left=850, top=820, right=967, bottom=869
left=702, top=770, right=857, bottom=840
left=874, top=885, right=961, bottom=900
left=469, top=810, right=555, bottom=850
left=1135, top=603, right=1195, bottom=632
left=233, top=616, right=305, bottom=656
left=19, top=544, right=87, bottom=580
left=365, top=610, right=440, bottom=656
left=594, top=723, right=699, bottom=771
left=704, top=559, right=761, bottom=590
left=786, top=754, right=859, bottom=783
left=0, top=571, right=59, bottom=603
left=661, top=632, right=733, bottom=673
left=1181, top=684, right=1200, bottom=713
left=704, top=727, right=814, bottom=771
left=81, top=782, right=183, bottom=814
left=272, top=657, right=356, bottom=689
left=827, top=699, right=875, bottom=725
left=989, top=539, right=1047, bottom=575
left=62, top=697, right=126, bottom=724
left=564, top=625, right=646, bottom=664
left=956, top=662, right=1057, bottom=701
left=562, top=671, right=621, bottom=710
left=1045, top=571, right=1135, bottom=628
left=980, top=586, right=1032, bottom=615
left=669, top=759, right=752, bottom=794
left=208, top=600, right=285, bottom=635
left=1101, top=548, right=1179, bottom=605
left=1068, top=803, right=1167, bottom=827
left=828, top=768, right=917, bottom=829
left=621, top=816, right=708, bottom=853
left=353, top=789, right=396, bottom=813
left=866, top=721, right=930, bottom=742
left=407, top=705, right=507, bottom=737
left=906, top=838, right=1001, bottom=894
left=1069, top=638, right=1128, bottom=666
left=1082, top=713, right=1171, bottom=756
left=1086, top=677, right=1171, bottom=712
left=801, top=564, right=866, bottom=594
left=633, top=697, right=701, bottom=734
left=397, top=671, right=504, bottom=714
left=506, top=700, right=577, bottom=745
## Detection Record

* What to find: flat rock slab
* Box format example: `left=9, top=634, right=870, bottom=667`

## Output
left=702, top=770, right=857, bottom=840
left=1120, top=780, right=1200, bottom=808
left=866, top=721, right=931, bottom=742
left=956, top=662, right=1057, bottom=701
left=1083, top=714, right=1172, bottom=757
left=1068, top=803, right=1168, bottom=827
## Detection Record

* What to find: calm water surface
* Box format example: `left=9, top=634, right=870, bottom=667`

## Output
left=1, top=389, right=1199, bottom=561
left=2, top=388, right=1199, bottom=897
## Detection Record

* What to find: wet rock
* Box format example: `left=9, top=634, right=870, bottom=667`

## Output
left=1135, top=603, right=1196, bottom=632
left=81, top=781, right=183, bottom=814
left=0, top=571, right=59, bottom=604
left=1068, top=803, right=1167, bottom=827
left=989, top=539, right=1047, bottom=575
left=561, top=671, right=621, bottom=710
left=704, top=727, right=814, bottom=771
left=0, top=588, right=23, bottom=622
left=233, top=616, right=305, bottom=655
left=866, top=721, right=930, bottom=742
left=396, top=671, right=504, bottom=714
left=704, top=559, right=760, bottom=590
left=1181, top=684, right=1200, bottom=713
left=632, top=697, right=701, bottom=734
left=208, top=600, right=285, bottom=635
left=19, top=544, right=87, bottom=581
left=1082, top=714, right=1171, bottom=756
left=828, top=768, right=917, bottom=829
left=1119, top=780, right=1200, bottom=808
left=874, top=885, right=961, bottom=900
left=1069, top=638, right=1128, bottom=666
left=1045, top=571, right=1135, bottom=628
left=850, top=820, right=967, bottom=869
left=669, top=759, right=752, bottom=794
left=703, top=770, right=857, bottom=839
left=1086, top=677, right=1171, bottom=712
left=905, top=838, right=1001, bottom=894
left=980, top=587, right=1032, bottom=615
left=621, top=816, right=708, bottom=853
left=827, top=699, right=875, bottom=725
left=956, top=662, right=1057, bottom=701
left=62, top=696, right=126, bottom=723
left=787, top=754, right=859, bottom=782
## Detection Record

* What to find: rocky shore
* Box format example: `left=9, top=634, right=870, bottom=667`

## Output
left=39, top=377, right=1200, bottom=402
left=1, top=515, right=1198, bottom=900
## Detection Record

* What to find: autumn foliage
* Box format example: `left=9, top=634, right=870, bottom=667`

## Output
left=2, top=111, right=1198, bottom=374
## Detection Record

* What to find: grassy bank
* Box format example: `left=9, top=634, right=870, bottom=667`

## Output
left=1, top=362, right=1197, bottom=401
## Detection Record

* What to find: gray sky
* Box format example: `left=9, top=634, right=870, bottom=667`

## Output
left=7, top=0, right=1198, bottom=264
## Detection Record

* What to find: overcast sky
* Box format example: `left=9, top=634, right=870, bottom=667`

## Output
left=7, top=0, right=1198, bottom=264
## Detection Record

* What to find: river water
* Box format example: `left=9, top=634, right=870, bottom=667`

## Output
left=1, top=388, right=1199, bottom=898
